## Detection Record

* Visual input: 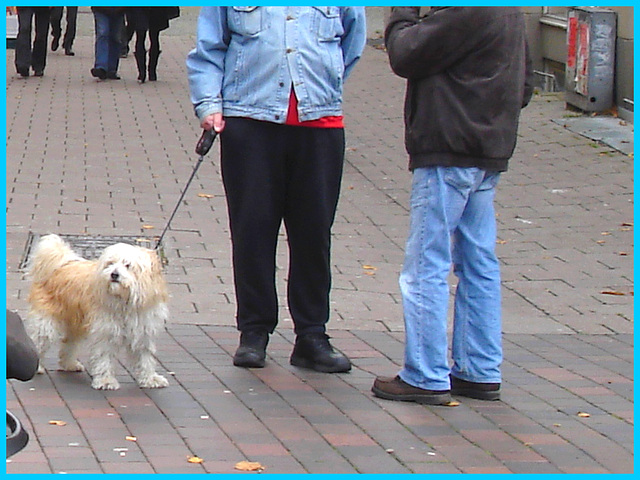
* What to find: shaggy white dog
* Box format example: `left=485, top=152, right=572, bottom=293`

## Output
left=25, top=234, right=169, bottom=390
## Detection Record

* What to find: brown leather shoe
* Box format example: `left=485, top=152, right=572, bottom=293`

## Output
left=450, top=375, right=500, bottom=401
left=372, top=375, right=451, bottom=405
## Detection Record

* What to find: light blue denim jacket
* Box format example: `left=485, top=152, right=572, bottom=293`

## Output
left=187, top=6, right=366, bottom=123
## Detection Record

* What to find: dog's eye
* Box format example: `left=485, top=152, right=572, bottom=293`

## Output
left=124, top=262, right=132, bottom=269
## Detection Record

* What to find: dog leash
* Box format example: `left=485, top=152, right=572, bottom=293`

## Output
left=154, top=129, right=218, bottom=250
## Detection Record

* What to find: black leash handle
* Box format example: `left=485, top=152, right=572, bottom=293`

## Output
left=155, top=129, right=218, bottom=250
left=196, top=128, right=217, bottom=156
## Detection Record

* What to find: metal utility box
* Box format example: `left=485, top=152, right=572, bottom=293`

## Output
left=565, top=7, right=617, bottom=112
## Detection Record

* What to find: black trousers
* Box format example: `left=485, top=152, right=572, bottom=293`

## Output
left=220, top=118, right=345, bottom=336
left=15, top=7, right=51, bottom=74
left=50, top=6, right=77, bottom=51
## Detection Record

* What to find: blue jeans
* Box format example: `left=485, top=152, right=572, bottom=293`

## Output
left=399, top=166, right=502, bottom=391
left=93, top=10, right=123, bottom=73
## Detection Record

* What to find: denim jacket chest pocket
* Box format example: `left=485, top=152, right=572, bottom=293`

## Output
left=312, top=6, right=343, bottom=41
left=230, top=6, right=264, bottom=37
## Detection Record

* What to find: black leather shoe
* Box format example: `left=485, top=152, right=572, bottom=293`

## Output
left=51, top=36, right=59, bottom=51
left=106, top=72, right=121, bottom=80
left=17, top=67, right=29, bottom=77
left=290, top=333, right=351, bottom=373
left=64, top=48, right=75, bottom=56
left=372, top=375, right=452, bottom=405
left=233, top=331, right=269, bottom=368
left=90, top=67, right=107, bottom=80
left=33, top=70, right=44, bottom=77
left=450, top=375, right=500, bottom=401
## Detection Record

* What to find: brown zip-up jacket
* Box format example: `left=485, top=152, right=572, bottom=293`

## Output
left=385, top=7, right=534, bottom=172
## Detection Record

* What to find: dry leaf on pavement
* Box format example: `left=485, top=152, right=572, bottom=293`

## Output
left=601, top=290, right=626, bottom=296
left=188, top=456, right=204, bottom=464
left=235, top=461, right=264, bottom=471
left=48, top=420, right=67, bottom=426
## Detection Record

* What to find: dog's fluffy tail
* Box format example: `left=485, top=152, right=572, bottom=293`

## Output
left=28, top=234, right=83, bottom=282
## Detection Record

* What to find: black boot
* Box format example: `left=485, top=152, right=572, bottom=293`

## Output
left=148, top=48, right=160, bottom=81
left=134, top=48, right=146, bottom=83
left=290, top=333, right=351, bottom=373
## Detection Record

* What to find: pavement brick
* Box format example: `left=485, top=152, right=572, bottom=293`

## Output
left=5, top=7, right=633, bottom=474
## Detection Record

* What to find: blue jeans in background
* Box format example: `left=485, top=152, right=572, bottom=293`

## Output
left=93, top=10, right=123, bottom=74
left=399, top=166, right=503, bottom=391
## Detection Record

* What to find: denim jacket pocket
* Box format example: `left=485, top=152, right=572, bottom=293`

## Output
left=230, top=6, right=263, bottom=37
left=312, top=6, right=343, bottom=42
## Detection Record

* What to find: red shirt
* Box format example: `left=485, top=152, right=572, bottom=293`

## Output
left=285, top=89, right=344, bottom=128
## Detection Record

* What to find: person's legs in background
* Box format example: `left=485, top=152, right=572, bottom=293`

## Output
left=62, top=7, right=78, bottom=55
left=15, top=7, right=34, bottom=76
left=50, top=6, right=62, bottom=51
left=91, top=10, right=109, bottom=79
left=30, top=7, right=51, bottom=76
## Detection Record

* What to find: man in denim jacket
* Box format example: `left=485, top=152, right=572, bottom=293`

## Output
left=187, top=7, right=366, bottom=372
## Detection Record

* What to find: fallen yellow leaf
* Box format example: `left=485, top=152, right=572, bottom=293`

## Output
left=125, top=436, right=137, bottom=442
left=601, top=290, right=626, bottom=296
left=197, top=193, right=214, bottom=198
left=49, top=420, right=67, bottom=426
left=363, top=265, right=377, bottom=271
left=188, top=456, right=204, bottom=464
left=444, top=400, right=460, bottom=407
left=235, top=461, right=264, bottom=472
left=577, top=412, right=591, bottom=418
left=142, top=225, right=154, bottom=229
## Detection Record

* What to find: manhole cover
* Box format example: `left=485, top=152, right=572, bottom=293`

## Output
left=19, top=233, right=167, bottom=271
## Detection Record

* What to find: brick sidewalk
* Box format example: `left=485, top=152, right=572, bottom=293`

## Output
left=7, top=327, right=633, bottom=473
left=5, top=9, right=633, bottom=474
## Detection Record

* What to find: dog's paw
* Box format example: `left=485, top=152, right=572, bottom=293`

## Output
left=60, top=360, right=85, bottom=372
left=138, top=374, right=169, bottom=389
left=91, top=376, right=120, bottom=390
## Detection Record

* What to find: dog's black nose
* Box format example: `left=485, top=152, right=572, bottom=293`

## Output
left=111, top=271, right=120, bottom=282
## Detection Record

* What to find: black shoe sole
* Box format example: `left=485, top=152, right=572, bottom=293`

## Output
left=451, top=388, right=500, bottom=401
left=290, top=354, right=351, bottom=373
left=371, top=385, right=452, bottom=405
left=233, top=357, right=265, bottom=368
